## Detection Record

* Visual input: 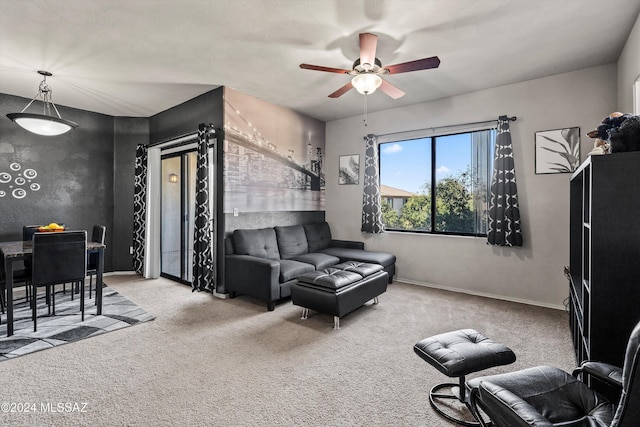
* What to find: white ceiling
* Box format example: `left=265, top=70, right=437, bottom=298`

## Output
left=1, top=0, right=639, bottom=123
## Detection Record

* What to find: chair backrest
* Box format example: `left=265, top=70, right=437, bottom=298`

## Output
left=23, top=225, right=42, bottom=242
left=612, top=319, right=640, bottom=427
left=32, top=231, right=87, bottom=286
left=91, top=225, right=106, bottom=244
left=23, top=224, right=66, bottom=241
left=87, top=225, right=106, bottom=270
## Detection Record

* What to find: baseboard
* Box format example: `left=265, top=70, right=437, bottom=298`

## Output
left=104, top=271, right=138, bottom=276
left=395, top=277, right=566, bottom=311
left=105, top=271, right=228, bottom=299
left=213, top=292, right=229, bottom=299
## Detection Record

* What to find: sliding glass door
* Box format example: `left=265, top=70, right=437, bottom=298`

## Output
left=161, top=152, right=197, bottom=283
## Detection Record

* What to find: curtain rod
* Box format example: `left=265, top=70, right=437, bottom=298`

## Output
left=376, top=116, right=517, bottom=139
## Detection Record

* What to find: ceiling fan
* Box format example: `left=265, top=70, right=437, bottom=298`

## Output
left=300, top=32, right=440, bottom=99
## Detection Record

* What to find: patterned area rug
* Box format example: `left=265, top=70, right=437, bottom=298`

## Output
left=0, top=284, right=155, bottom=360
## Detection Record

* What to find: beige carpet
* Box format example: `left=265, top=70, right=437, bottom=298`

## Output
left=0, top=274, right=575, bottom=426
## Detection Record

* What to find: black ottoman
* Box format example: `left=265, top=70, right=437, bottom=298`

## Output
left=292, top=262, right=388, bottom=329
left=413, top=329, right=516, bottom=426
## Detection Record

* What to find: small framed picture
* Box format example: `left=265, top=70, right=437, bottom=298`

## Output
left=535, top=127, right=580, bottom=174
left=338, top=154, right=360, bottom=185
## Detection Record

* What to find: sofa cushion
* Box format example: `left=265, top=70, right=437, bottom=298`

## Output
left=304, top=222, right=332, bottom=252
left=233, top=228, right=280, bottom=260
left=319, top=247, right=396, bottom=268
left=275, top=225, right=308, bottom=259
left=279, top=259, right=315, bottom=282
left=291, top=252, right=340, bottom=270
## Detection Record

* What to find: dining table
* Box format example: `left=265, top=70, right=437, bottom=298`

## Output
left=0, top=238, right=105, bottom=337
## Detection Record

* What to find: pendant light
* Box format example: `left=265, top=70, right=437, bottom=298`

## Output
left=6, top=70, right=78, bottom=136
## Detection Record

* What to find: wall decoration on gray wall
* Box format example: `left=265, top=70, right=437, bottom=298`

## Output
left=0, top=162, right=40, bottom=199
left=223, top=87, right=326, bottom=213
left=339, top=154, right=360, bottom=185
left=535, top=127, right=580, bottom=174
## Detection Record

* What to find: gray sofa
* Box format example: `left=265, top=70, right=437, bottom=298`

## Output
left=225, top=222, right=396, bottom=311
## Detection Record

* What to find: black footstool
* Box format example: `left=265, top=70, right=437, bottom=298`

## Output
left=292, top=262, right=388, bottom=329
left=413, top=329, right=516, bottom=426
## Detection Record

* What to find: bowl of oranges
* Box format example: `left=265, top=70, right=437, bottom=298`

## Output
left=38, top=223, right=65, bottom=232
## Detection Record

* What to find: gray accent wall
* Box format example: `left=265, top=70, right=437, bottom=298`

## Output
left=0, top=94, right=115, bottom=270
left=0, top=93, right=116, bottom=270
left=150, top=88, right=224, bottom=144
left=1, top=89, right=226, bottom=274
left=113, top=117, right=150, bottom=271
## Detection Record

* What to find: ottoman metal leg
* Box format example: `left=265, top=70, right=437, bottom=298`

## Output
left=333, top=316, right=340, bottom=330
left=373, top=296, right=379, bottom=304
left=301, top=308, right=309, bottom=319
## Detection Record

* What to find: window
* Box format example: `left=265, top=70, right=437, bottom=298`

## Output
left=379, top=128, right=495, bottom=236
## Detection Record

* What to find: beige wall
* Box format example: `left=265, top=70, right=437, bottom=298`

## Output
left=618, top=14, right=640, bottom=113
left=325, top=64, right=617, bottom=309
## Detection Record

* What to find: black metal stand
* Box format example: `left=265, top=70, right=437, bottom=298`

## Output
left=428, top=376, right=480, bottom=427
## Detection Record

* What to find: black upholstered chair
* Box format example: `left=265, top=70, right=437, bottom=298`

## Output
left=468, top=320, right=640, bottom=427
left=31, top=231, right=87, bottom=332
left=87, top=225, right=106, bottom=300
left=0, top=265, right=31, bottom=314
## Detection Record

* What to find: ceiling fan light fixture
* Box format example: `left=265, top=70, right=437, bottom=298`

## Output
left=351, top=73, right=382, bottom=95
left=6, top=70, right=78, bottom=136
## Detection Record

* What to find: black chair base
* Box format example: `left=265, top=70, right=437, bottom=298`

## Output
left=429, top=379, right=480, bottom=427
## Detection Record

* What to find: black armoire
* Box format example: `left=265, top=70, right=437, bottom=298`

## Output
left=569, top=152, right=640, bottom=376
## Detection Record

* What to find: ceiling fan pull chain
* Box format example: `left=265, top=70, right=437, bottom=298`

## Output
left=363, top=93, right=368, bottom=127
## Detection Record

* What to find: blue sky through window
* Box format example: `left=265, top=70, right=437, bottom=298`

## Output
left=380, top=133, right=472, bottom=194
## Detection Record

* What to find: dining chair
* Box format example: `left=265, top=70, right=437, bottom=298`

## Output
left=31, top=231, right=87, bottom=332
left=0, top=265, right=31, bottom=314
left=87, top=225, right=106, bottom=300
left=25, top=224, right=73, bottom=298
left=0, top=225, right=44, bottom=312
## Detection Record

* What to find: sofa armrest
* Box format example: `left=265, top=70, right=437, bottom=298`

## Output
left=573, top=361, right=623, bottom=388
left=225, top=254, right=281, bottom=302
left=330, top=239, right=365, bottom=250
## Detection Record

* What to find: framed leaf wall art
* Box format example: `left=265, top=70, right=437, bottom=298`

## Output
left=535, top=127, right=580, bottom=174
left=338, top=154, right=360, bottom=184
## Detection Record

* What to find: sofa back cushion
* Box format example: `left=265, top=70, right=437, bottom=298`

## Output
left=304, top=222, right=332, bottom=252
left=233, top=228, right=280, bottom=260
left=275, top=225, right=308, bottom=259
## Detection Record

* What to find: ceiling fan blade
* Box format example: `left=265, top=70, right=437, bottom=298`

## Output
left=328, top=81, right=354, bottom=98
left=384, top=56, right=441, bottom=74
left=359, top=33, right=378, bottom=69
left=300, top=63, right=351, bottom=74
left=379, top=79, right=405, bottom=99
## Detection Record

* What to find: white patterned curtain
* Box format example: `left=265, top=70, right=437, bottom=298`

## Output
left=487, top=116, right=523, bottom=246
left=361, top=134, right=385, bottom=234
left=192, top=124, right=215, bottom=292
left=132, top=144, right=147, bottom=274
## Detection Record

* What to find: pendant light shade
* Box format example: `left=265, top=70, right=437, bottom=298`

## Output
left=7, top=112, right=77, bottom=136
left=6, top=71, right=78, bottom=136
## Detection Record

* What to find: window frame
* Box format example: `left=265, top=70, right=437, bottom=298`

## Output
left=378, top=125, right=496, bottom=238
